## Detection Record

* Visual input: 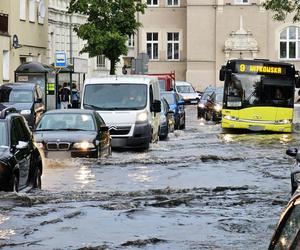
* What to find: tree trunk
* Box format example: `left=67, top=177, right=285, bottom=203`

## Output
left=110, top=59, right=116, bottom=75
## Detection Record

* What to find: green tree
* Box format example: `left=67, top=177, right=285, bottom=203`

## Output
left=264, top=0, right=300, bottom=22
left=68, top=0, right=146, bottom=75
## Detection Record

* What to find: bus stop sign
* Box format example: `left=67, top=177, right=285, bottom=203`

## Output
left=55, top=52, right=67, bottom=68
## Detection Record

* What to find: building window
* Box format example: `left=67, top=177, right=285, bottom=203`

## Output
left=147, top=32, right=159, bottom=60
left=167, top=0, right=179, bottom=6
left=29, top=0, right=35, bottom=22
left=167, top=32, right=179, bottom=60
left=234, top=0, right=249, bottom=4
left=20, top=0, right=26, bottom=20
left=147, top=0, right=158, bottom=6
left=279, top=26, right=300, bottom=59
left=96, top=55, right=106, bottom=68
left=0, top=14, right=8, bottom=35
left=128, top=34, right=135, bottom=47
left=3, top=51, right=9, bottom=81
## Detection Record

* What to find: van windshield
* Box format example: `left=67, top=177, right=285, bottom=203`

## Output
left=83, top=84, right=147, bottom=110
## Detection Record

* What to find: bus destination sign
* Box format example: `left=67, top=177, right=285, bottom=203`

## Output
left=236, top=63, right=286, bottom=75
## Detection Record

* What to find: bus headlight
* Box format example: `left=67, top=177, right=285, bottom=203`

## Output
left=276, top=119, right=292, bottom=124
left=214, top=104, right=222, bottom=112
left=73, top=142, right=95, bottom=150
left=223, top=115, right=238, bottom=121
left=136, top=111, right=148, bottom=123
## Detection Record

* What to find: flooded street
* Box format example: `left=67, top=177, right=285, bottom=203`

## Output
left=0, top=105, right=298, bottom=250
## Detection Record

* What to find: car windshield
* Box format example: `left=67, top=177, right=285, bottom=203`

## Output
left=224, top=73, right=294, bottom=108
left=176, top=85, right=195, bottom=93
left=83, top=84, right=147, bottom=110
left=161, top=93, right=175, bottom=105
left=0, top=87, right=33, bottom=103
left=201, top=91, right=213, bottom=100
left=36, top=113, right=95, bottom=131
left=0, top=122, right=7, bottom=146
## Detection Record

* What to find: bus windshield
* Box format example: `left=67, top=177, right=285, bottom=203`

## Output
left=224, top=73, right=294, bottom=108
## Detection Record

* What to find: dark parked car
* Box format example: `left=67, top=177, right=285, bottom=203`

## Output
left=0, top=83, right=45, bottom=128
left=197, top=86, right=215, bottom=118
left=286, top=148, right=300, bottom=195
left=161, top=91, right=185, bottom=130
left=268, top=190, right=300, bottom=250
left=34, top=109, right=111, bottom=158
left=0, top=107, right=42, bottom=192
left=159, top=98, right=175, bottom=140
left=204, top=87, right=224, bottom=122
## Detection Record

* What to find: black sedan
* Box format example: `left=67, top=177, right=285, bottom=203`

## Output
left=34, top=109, right=111, bottom=158
left=0, top=107, right=42, bottom=192
left=268, top=190, right=300, bottom=249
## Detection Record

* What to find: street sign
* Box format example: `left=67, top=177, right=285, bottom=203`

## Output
left=55, top=51, right=67, bottom=68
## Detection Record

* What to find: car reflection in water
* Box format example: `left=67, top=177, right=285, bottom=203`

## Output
left=34, top=109, right=111, bottom=159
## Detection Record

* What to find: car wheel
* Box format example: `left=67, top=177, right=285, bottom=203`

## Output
left=33, top=167, right=42, bottom=189
left=9, top=174, right=19, bottom=192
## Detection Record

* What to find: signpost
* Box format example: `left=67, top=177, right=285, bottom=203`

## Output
left=55, top=51, right=67, bottom=68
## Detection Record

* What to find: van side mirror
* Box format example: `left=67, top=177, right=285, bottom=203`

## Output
left=151, top=100, right=161, bottom=113
left=286, top=148, right=298, bottom=157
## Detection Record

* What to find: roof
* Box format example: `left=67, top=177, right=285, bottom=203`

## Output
left=43, top=109, right=95, bottom=115
left=15, top=62, right=53, bottom=73
left=84, top=75, right=157, bottom=85
left=176, top=81, right=193, bottom=86
left=0, top=82, right=37, bottom=90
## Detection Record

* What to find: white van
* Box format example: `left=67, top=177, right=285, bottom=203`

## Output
left=81, top=76, right=161, bottom=150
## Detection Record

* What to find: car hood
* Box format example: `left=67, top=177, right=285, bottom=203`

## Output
left=1, top=102, right=33, bottom=111
left=34, top=131, right=97, bottom=143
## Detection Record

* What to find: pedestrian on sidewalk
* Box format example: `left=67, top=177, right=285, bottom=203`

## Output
left=71, top=83, right=80, bottom=108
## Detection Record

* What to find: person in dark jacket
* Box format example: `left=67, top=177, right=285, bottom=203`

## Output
left=71, top=83, right=80, bottom=108
left=60, top=82, right=71, bottom=109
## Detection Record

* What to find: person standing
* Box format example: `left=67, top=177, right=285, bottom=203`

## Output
left=60, top=82, right=71, bottom=109
left=71, top=83, right=80, bottom=108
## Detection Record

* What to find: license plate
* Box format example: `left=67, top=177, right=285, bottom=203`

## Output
left=249, top=125, right=265, bottom=131
left=45, top=151, right=71, bottom=159
left=190, top=100, right=197, bottom=104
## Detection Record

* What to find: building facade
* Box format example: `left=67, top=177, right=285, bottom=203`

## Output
left=0, top=0, right=48, bottom=83
left=137, top=0, right=300, bottom=90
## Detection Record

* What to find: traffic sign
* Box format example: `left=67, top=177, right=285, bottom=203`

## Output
left=55, top=51, right=67, bottom=68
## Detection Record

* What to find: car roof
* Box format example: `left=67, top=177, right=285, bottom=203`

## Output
left=43, top=109, right=96, bottom=115
left=176, top=81, right=192, bottom=86
left=0, top=82, right=37, bottom=90
left=84, top=75, right=157, bottom=85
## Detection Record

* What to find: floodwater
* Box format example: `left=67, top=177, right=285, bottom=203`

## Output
left=0, top=106, right=299, bottom=250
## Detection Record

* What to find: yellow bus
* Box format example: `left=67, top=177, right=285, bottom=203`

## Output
left=219, top=59, right=299, bottom=132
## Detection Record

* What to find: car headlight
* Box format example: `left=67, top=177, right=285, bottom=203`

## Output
left=73, top=142, right=95, bottom=150
left=214, top=104, right=222, bottom=112
left=294, top=172, right=300, bottom=183
left=276, top=119, right=292, bottom=124
left=160, top=115, right=167, bottom=123
left=198, top=103, right=205, bottom=108
left=20, top=110, right=31, bottom=115
left=136, top=111, right=148, bottom=123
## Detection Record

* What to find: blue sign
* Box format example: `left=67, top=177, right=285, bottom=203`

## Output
left=55, top=51, right=67, bottom=68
